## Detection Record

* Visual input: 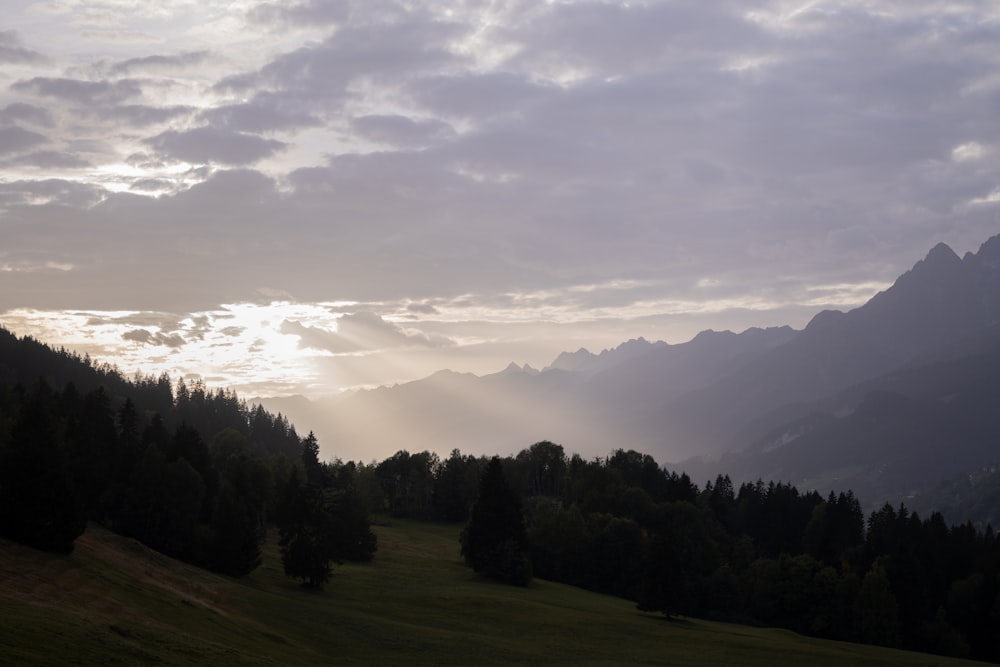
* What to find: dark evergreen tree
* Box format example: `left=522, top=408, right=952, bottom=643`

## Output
left=0, top=383, right=86, bottom=553
left=460, top=457, right=532, bottom=586
left=301, top=431, right=324, bottom=487
left=431, top=449, right=480, bottom=522
left=210, top=480, right=263, bottom=576
left=276, top=468, right=338, bottom=589
left=516, top=441, right=567, bottom=498
left=326, top=485, right=378, bottom=562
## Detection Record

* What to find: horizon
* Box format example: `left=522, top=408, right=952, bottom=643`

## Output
left=3, top=2, right=999, bottom=398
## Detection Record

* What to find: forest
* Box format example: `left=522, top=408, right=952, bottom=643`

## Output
left=0, top=326, right=997, bottom=662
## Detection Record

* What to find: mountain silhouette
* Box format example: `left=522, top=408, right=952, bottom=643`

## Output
left=262, top=234, right=1000, bottom=515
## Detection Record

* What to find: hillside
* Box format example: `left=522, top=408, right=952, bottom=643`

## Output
left=0, top=521, right=986, bottom=666
left=697, top=323, right=1000, bottom=511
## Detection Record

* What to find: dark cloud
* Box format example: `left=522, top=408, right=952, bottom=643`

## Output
left=0, top=30, right=46, bottom=65
left=145, top=127, right=288, bottom=165
left=226, top=12, right=464, bottom=108
left=129, top=178, right=174, bottom=192
left=199, top=93, right=322, bottom=133
left=248, top=0, right=350, bottom=27
left=410, top=71, right=557, bottom=120
left=122, top=328, right=186, bottom=348
left=1, top=150, right=92, bottom=169
left=171, top=169, right=278, bottom=203
left=0, top=179, right=105, bottom=208
left=508, top=1, right=761, bottom=75
left=103, top=105, right=195, bottom=127
left=406, top=303, right=439, bottom=315
left=87, top=313, right=182, bottom=329
left=282, top=312, right=452, bottom=353
left=0, top=126, right=47, bottom=155
left=10, top=77, right=143, bottom=105
left=0, top=103, right=54, bottom=127
left=351, top=114, right=455, bottom=147
left=109, top=50, right=212, bottom=75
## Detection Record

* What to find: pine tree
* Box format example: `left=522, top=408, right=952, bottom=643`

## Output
left=460, top=457, right=532, bottom=586
left=0, top=383, right=86, bottom=553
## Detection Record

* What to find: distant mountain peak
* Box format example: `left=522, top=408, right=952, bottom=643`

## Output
left=923, top=241, right=961, bottom=267
left=802, top=309, right=844, bottom=332
left=544, top=347, right=596, bottom=372
left=972, top=233, right=1000, bottom=266
left=494, top=362, right=540, bottom=377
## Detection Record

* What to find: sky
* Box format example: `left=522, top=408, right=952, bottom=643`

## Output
left=1, top=0, right=999, bottom=399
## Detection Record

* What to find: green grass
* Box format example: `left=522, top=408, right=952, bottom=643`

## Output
left=0, top=520, right=986, bottom=666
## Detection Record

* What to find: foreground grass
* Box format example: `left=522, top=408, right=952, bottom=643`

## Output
left=0, top=521, right=985, bottom=666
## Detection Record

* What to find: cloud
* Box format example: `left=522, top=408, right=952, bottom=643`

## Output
left=11, top=77, right=143, bottom=105
left=409, top=71, right=557, bottom=120
left=0, top=179, right=104, bottom=208
left=122, top=328, right=186, bottom=348
left=406, top=303, right=439, bottom=315
left=1, top=150, right=92, bottom=169
left=0, top=127, right=47, bottom=155
left=145, top=127, right=288, bottom=165
left=103, top=105, right=195, bottom=128
left=282, top=312, right=452, bottom=353
left=350, top=114, right=455, bottom=147
left=0, top=103, right=55, bottom=128
left=108, top=50, right=213, bottom=75
left=129, top=178, right=175, bottom=192
left=222, top=12, right=464, bottom=108
left=4, top=1, right=1000, bottom=396
left=248, top=0, right=350, bottom=27
left=0, top=30, right=46, bottom=64
left=199, top=93, right=322, bottom=133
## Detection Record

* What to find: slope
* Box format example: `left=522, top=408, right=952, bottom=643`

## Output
left=700, top=324, right=1000, bottom=510
left=0, top=521, right=985, bottom=666
left=653, top=234, right=1000, bottom=459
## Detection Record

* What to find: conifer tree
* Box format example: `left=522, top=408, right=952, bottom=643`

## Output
left=0, top=383, right=86, bottom=553
left=460, top=457, right=532, bottom=586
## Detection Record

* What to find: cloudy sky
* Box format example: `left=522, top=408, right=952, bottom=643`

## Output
left=2, top=0, right=999, bottom=398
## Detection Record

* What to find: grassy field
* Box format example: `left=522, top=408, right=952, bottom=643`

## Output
left=0, top=520, right=986, bottom=666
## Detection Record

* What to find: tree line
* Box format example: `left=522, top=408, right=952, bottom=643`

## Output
left=2, top=327, right=997, bottom=659
left=367, top=441, right=999, bottom=662
left=0, top=328, right=375, bottom=588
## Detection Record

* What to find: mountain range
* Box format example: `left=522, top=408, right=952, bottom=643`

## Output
left=263, top=234, right=1000, bottom=513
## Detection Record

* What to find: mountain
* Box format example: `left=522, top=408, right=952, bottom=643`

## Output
left=544, top=337, right=667, bottom=374
left=266, top=234, right=1000, bottom=514
left=699, top=322, right=1000, bottom=510
left=262, top=326, right=800, bottom=463
left=651, top=236, right=1000, bottom=458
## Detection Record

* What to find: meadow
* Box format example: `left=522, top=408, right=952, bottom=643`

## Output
left=0, top=520, right=985, bottom=666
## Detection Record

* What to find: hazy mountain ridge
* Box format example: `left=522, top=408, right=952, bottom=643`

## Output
left=717, top=322, right=1000, bottom=502
left=262, top=324, right=802, bottom=463
left=259, top=234, right=1000, bottom=516
left=652, top=235, right=1000, bottom=459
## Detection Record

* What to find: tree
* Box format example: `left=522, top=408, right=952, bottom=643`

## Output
left=275, top=467, right=376, bottom=589
left=516, top=441, right=566, bottom=497
left=208, top=449, right=270, bottom=576
left=856, top=560, right=901, bottom=647
left=432, top=449, right=479, bottom=522
left=460, top=457, right=532, bottom=586
left=277, top=469, right=336, bottom=589
left=301, top=431, right=324, bottom=487
left=0, top=383, right=86, bottom=553
left=210, top=480, right=264, bottom=576
left=638, top=501, right=718, bottom=617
